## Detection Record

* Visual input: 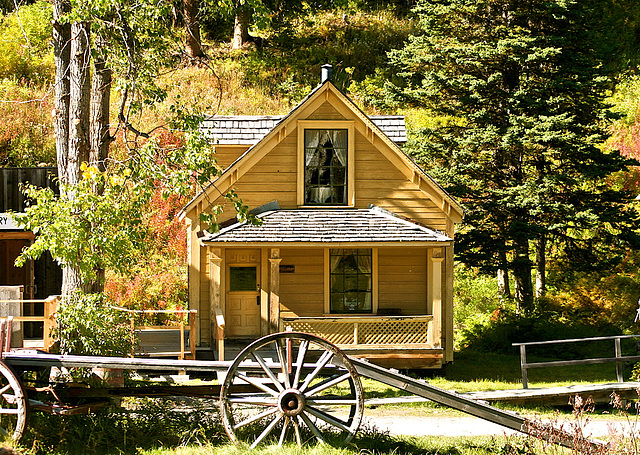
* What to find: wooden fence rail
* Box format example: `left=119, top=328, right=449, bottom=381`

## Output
left=513, top=334, right=640, bottom=389
left=110, top=307, right=197, bottom=360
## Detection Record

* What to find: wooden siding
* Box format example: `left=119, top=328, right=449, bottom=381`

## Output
left=354, top=132, right=449, bottom=233
left=307, top=101, right=347, bottom=120
left=279, top=248, right=324, bottom=317
left=213, top=145, right=250, bottom=170
left=378, top=247, right=428, bottom=315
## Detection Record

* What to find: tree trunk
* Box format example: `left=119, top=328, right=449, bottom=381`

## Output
left=232, top=7, right=251, bottom=50
left=53, top=0, right=71, bottom=187
left=497, top=249, right=511, bottom=298
left=88, top=36, right=112, bottom=295
left=62, top=21, right=92, bottom=297
left=512, top=236, right=533, bottom=313
left=535, top=233, right=546, bottom=298
left=184, top=0, right=204, bottom=58
left=68, top=21, right=91, bottom=184
left=90, top=38, right=112, bottom=172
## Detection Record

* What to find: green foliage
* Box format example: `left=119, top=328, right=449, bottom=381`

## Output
left=0, top=1, right=54, bottom=83
left=22, top=397, right=224, bottom=454
left=53, top=292, right=134, bottom=356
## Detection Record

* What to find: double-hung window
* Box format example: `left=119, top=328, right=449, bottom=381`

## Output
left=297, top=121, right=354, bottom=206
left=329, top=249, right=373, bottom=314
left=304, top=129, right=348, bottom=205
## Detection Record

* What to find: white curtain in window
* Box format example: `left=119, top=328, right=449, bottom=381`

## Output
left=356, top=252, right=372, bottom=274
left=330, top=130, right=347, bottom=166
left=305, top=130, right=321, bottom=166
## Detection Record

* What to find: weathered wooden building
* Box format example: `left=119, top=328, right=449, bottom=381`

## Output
left=0, top=167, right=62, bottom=302
left=180, top=66, right=463, bottom=368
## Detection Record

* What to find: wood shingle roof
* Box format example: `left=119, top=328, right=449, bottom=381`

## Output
left=201, top=115, right=407, bottom=145
left=201, top=206, right=452, bottom=244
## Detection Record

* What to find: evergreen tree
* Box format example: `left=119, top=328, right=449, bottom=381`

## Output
left=389, top=0, right=640, bottom=311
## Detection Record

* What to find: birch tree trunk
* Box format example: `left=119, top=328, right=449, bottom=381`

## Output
left=535, top=234, right=546, bottom=298
left=497, top=249, right=511, bottom=298
left=232, top=8, right=251, bottom=50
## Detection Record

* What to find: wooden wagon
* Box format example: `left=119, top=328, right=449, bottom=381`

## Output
left=0, top=329, right=601, bottom=451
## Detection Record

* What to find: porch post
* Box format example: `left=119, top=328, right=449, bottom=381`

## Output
left=208, top=248, right=223, bottom=347
left=428, top=248, right=444, bottom=348
left=268, top=248, right=281, bottom=333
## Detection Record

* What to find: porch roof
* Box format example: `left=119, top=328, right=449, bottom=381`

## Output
left=200, top=206, right=452, bottom=244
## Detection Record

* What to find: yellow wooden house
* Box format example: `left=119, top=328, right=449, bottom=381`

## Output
left=180, top=65, right=463, bottom=368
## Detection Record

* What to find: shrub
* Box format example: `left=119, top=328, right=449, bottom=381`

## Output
left=53, top=292, right=134, bottom=357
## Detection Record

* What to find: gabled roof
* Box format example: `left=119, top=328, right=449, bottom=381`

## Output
left=201, top=115, right=407, bottom=145
left=201, top=206, right=452, bottom=245
left=181, top=79, right=463, bottom=223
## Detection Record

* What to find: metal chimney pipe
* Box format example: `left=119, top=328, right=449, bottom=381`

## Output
left=321, top=64, right=333, bottom=83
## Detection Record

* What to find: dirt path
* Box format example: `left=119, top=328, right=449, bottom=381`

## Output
left=363, top=412, right=631, bottom=438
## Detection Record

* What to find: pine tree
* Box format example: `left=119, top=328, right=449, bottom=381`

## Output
left=390, top=0, right=640, bottom=311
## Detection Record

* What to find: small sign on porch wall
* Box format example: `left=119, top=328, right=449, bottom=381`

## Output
left=279, top=265, right=295, bottom=273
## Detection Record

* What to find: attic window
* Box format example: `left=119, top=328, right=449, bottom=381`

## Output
left=304, top=129, right=347, bottom=205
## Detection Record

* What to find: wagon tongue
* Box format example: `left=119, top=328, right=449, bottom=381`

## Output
left=341, top=356, right=605, bottom=453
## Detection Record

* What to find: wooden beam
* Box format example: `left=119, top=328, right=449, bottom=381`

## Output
left=428, top=249, right=444, bottom=348
left=268, top=248, right=281, bottom=333
left=208, top=248, right=222, bottom=349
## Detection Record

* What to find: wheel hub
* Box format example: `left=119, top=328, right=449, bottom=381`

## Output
left=278, top=388, right=305, bottom=416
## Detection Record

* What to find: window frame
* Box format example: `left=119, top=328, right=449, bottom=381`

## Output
left=324, top=247, right=378, bottom=315
left=297, top=120, right=355, bottom=207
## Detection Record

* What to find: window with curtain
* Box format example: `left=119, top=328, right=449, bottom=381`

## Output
left=329, top=249, right=372, bottom=314
left=304, top=129, right=347, bottom=205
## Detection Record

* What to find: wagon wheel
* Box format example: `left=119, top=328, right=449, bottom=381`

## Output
left=220, top=332, right=363, bottom=448
left=0, top=360, right=27, bottom=441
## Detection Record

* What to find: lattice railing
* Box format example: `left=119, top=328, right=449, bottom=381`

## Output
left=280, top=315, right=434, bottom=348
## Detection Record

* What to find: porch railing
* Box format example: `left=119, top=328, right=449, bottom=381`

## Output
left=280, top=315, right=434, bottom=349
left=0, top=295, right=59, bottom=351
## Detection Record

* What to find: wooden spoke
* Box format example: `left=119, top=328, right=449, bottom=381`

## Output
left=278, top=416, right=289, bottom=446
left=306, top=373, right=351, bottom=397
left=233, top=407, right=278, bottom=430
left=274, top=340, right=291, bottom=389
left=305, top=405, right=353, bottom=434
left=293, top=415, right=302, bottom=446
left=292, top=339, right=309, bottom=389
left=234, top=372, right=279, bottom=397
left=299, top=411, right=325, bottom=444
left=250, top=412, right=284, bottom=448
left=251, top=351, right=285, bottom=393
left=226, top=396, right=277, bottom=406
left=299, top=350, right=334, bottom=392
left=220, top=332, right=363, bottom=447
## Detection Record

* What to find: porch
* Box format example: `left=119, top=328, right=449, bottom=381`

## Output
left=213, top=310, right=445, bottom=369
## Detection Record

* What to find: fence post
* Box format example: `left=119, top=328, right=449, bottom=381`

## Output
left=519, top=344, right=529, bottom=389
left=615, top=337, right=623, bottom=383
left=189, top=311, right=196, bottom=360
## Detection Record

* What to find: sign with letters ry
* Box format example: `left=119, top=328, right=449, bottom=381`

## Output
left=0, top=213, right=20, bottom=230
